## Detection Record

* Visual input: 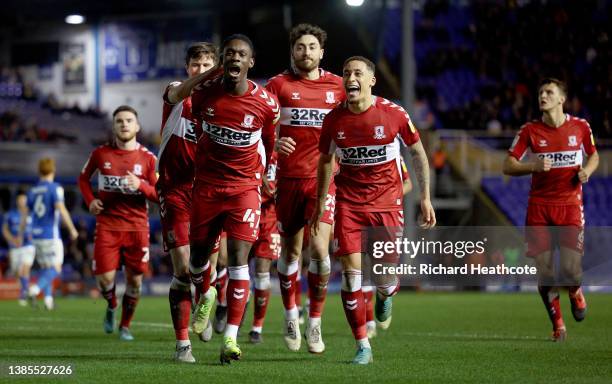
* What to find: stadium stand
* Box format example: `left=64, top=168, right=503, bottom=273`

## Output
left=384, top=1, right=612, bottom=137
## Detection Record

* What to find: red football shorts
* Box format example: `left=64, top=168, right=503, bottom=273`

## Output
left=191, top=184, right=261, bottom=244
left=93, top=228, right=150, bottom=275
left=276, top=177, right=335, bottom=237
left=252, top=201, right=280, bottom=260
left=333, top=205, right=403, bottom=258
left=158, top=184, right=191, bottom=252
left=525, top=203, right=584, bottom=257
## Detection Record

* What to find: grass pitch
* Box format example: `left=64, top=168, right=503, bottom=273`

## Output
left=1, top=292, right=611, bottom=383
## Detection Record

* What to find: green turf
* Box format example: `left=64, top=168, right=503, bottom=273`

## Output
left=1, top=292, right=611, bottom=383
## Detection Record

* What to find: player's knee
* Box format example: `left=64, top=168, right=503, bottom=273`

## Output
left=277, top=256, right=299, bottom=276
left=255, top=272, right=271, bottom=290
left=255, top=258, right=271, bottom=274
left=310, top=240, right=329, bottom=260
left=376, top=278, right=400, bottom=298
left=209, top=268, right=217, bottom=284
left=170, top=275, right=190, bottom=291
left=341, top=269, right=362, bottom=292
left=308, top=256, right=331, bottom=276
left=560, top=264, right=582, bottom=284
left=126, top=284, right=142, bottom=297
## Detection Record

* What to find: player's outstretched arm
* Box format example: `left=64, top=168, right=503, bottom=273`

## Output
left=502, top=155, right=551, bottom=176
left=311, top=153, right=334, bottom=237
left=166, top=65, right=221, bottom=104
left=56, top=202, right=78, bottom=240
left=578, top=151, right=599, bottom=184
left=408, top=141, right=436, bottom=228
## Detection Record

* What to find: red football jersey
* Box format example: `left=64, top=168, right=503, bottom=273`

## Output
left=508, top=114, right=597, bottom=205
left=191, top=77, right=279, bottom=187
left=319, top=97, right=420, bottom=212
left=262, top=151, right=278, bottom=206
left=265, top=69, right=345, bottom=178
left=157, top=84, right=202, bottom=187
left=79, top=143, right=158, bottom=231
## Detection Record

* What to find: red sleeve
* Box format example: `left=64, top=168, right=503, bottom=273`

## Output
left=397, top=110, right=420, bottom=147
left=581, top=120, right=597, bottom=155
left=262, top=93, right=280, bottom=165
left=78, top=149, right=99, bottom=207
left=319, top=112, right=335, bottom=155
left=508, top=124, right=530, bottom=160
left=137, top=153, right=158, bottom=203
left=264, top=76, right=281, bottom=97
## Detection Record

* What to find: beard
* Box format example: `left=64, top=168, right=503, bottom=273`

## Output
left=115, top=131, right=137, bottom=143
left=293, top=56, right=320, bottom=73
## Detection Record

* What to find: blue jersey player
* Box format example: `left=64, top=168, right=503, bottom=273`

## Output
left=26, top=158, right=78, bottom=310
left=2, top=190, right=34, bottom=306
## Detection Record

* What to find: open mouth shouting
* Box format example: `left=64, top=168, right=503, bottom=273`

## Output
left=346, top=83, right=361, bottom=99
left=225, top=63, right=242, bottom=79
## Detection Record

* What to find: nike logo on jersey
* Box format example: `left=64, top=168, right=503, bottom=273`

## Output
left=536, top=150, right=582, bottom=168
left=203, top=122, right=260, bottom=147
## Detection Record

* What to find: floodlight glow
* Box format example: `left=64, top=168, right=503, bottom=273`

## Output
left=346, top=0, right=364, bottom=6
left=65, top=14, right=85, bottom=25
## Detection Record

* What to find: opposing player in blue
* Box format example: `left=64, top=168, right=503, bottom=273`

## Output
left=2, top=190, right=35, bottom=306
left=26, top=158, right=78, bottom=310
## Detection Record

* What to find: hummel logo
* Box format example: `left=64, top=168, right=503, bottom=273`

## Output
left=539, top=139, right=548, bottom=147
left=337, top=131, right=346, bottom=140
left=104, top=161, right=112, bottom=170
left=281, top=281, right=292, bottom=289
left=233, top=288, right=246, bottom=300
left=206, top=107, right=215, bottom=117
left=291, top=92, right=300, bottom=100
left=345, top=299, right=358, bottom=310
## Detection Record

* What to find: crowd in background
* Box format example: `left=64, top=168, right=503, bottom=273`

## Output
left=411, top=1, right=611, bottom=137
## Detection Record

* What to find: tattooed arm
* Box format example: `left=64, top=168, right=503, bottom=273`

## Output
left=408, top=141, right=436, bottom=228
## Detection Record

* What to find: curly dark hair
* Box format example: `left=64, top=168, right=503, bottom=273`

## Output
left=289, top=23, right=327, bottom=49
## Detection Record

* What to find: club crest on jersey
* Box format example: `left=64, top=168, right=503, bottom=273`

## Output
left=568, top=135, right=577, bottom=147
left=103, top=161, right=112, bottom=170
left=133, top=164, right=142, bottom=176
left=325, top=91, right=335, bottom=104
left=206, top=107, right=215, bottom=117
left=337, top=131, right=346, bottom=140
left=291, top=92, right=300, bottom=100
left=538, top=139, right=548, bottom=147
left=373, top=126, right=386, bottom=139
left=241, top=114, right=255, bottom=128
